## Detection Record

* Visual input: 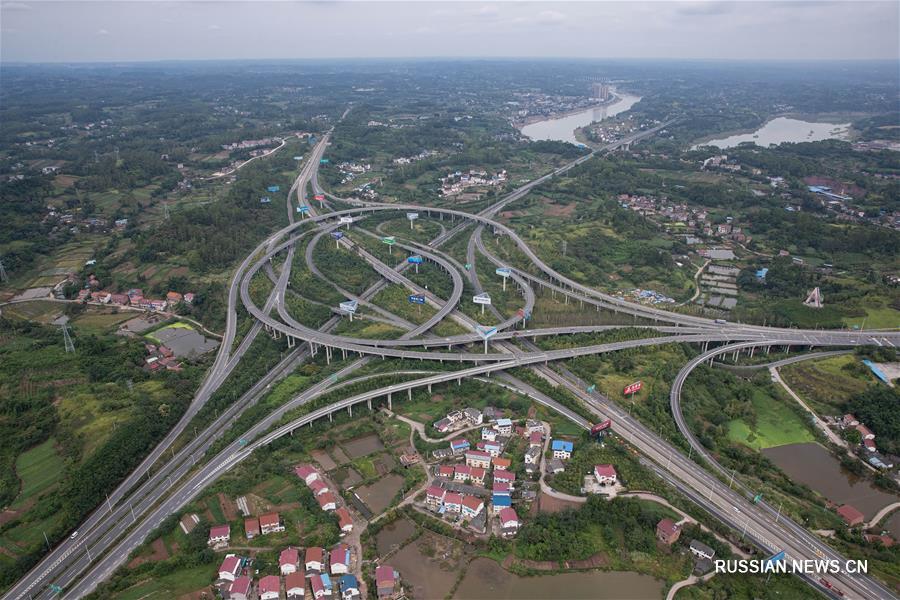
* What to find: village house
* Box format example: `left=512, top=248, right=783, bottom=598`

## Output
left=454, top=464, right=472, bottom=482
left=208, top=524, right=230, bottom=547
left=495, top=418, right=513, bottom=436
left=837, top=504, right=865, bottom=527
left=280, top=547, right=299, bottom=575
left=306, top=546, right=325, bottom=573
left=551, top=439, right=574, bottom=460
left=218, top=554, right=242, bottom=581
left=491, top=456, right=511, bottom=472
left=656, top=519, right=681, bottom=545
left=524, top=446, right=540, bottom=467
left=318, top=492, right=338, bottom=512
left=477, top=440, right=502, bottom=457
left=481, top=427, right=499, bottom=442
left=465, top=449, right=492, bottom=469
left=259, top=575, right=281, bottom=600
left=443, top=492, right=463, bottom=513
left=260, top=512, right=285, bottom=535
left=166, top=291, right=183, bottom=308
left=689, top=540, right=716, bottom=561
left=375, top=565, right=400, bottom=599
left=469, top=467, right=487, bottom=485
left=594, top=464, right=618, bottom=485
left=244, top=517, right=260, bottom=539
left=548, top=458, right=566, bottom=474
left=464, top=407, right=483, bottom=424
left=330, top=545, right=351, bottom=575
left=336, top=507, right=354, bottom=534
left=310, top=574, right=327, bottom=599
left=295, top=464, right=320, bottom=485
left=525, top=420, right=544, bottom=434
left=499, top=507, right=520, bottom=537
left=433, top=417, right=452, bottom=433
left=461, top=495, right=485, bottom=518
left=286, top=572, right=305, bottom=598
left=855, top=424, right=875, bottom=440
left=437, top=465, right=455, bottom=479
left=494, top=470, right=516, bottom=487
left=310, top=479, right=330, bottom=496
left=229, top=576, right=252, bottom=600
left=341, top=574, right=360, bottom=600
left=450, top=438, right=470, bottom=453
left=842, top=414, right=860, bottom=427
left=528, top=431, right=543, bottom=447
left=426, top=485, right=446, bottom=508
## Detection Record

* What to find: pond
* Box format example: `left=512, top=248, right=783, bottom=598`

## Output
left=391, top=531, right=468, bottom=600
left=695, top=117, right=850, bottom=149
left=342, top=433, right=385, bottom=459
left=761, top=442, right=899, bottom=523
left=376, top=518, right=417, bottom=556
left=355, top=473, right=405, bottom=514
left=520, top=90, right=642, bottom=145
left=454, top=558, right=664, bottom=600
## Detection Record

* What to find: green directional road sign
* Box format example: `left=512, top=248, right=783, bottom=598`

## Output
left=382, top=236, right=396, bottom=245
left=238, top=438, right=248, bottom=447
left=753, top=493, right=763, bottom=504
left=50, top=584, right=63, bottom=594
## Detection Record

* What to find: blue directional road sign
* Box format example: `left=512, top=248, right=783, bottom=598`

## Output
left=297, top=205, right=310, bottom=214
left=320, top=158, right=329, bottom=164
left=238, top=438, right=248, bottom=447
left=766, top=551, right=786, bottom=566
left=586, top=384, right=596, bottom=393
left=475, top=325, right=498, bottom=340
left=339, top=300, right=358, bottom=314
left=260, top=196, right=271, bottom=204
left=407, top=255, right=424, bottom=264
left=293, top=155, right=303, bottom=161
left=331, top=231, right=344, bottom=240
left=495, top=267, right=512, bottom=277
left=408, top=294, right=426, bottom=304
left=267, top=185, right=281, bottom=192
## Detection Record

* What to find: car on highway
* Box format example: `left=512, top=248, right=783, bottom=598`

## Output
left=70, top=531, right=79, bottom=539
left=733, top=506, right=740, bottom=513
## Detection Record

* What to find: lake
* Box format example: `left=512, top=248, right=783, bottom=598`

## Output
left=696, top=117, right=851, bottom=149
left=454, top=558, right=663, bottom=600
left=761, top=442, right=899, bottom=533
left=520, top=91, right=642, bottom=145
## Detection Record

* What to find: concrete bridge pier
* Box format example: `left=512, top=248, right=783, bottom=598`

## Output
left=457, top=378, right=462, bottom=386
left=427, top=383, right=432, bottom=393
left=765, top=345, right=770, bottom=355
left=325, top=346, right=332, bottom=365
left=348, top=404, right=353, bottom=417
left=406, top=389, right=411, bottom=402
left=367, top=398, right=372, bottom=410
left=341, top=348, right=347, bottom=360
left=329, top=412, right=333, bottom=422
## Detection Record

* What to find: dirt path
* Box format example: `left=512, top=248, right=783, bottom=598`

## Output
left=538, top=421, right=587, bottom=504
left=381, top=409, right=482, bottom=444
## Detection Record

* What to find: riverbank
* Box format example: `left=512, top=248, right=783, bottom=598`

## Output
left=514, top=96, right=621, bottom=129
left=691, top=113, right=859, bottom=148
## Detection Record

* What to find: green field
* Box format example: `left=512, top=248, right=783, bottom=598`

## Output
left=727, top=389, right=815, bottom=450
left=843, top=306, right=900, bottom=330
left=12, top=439, right=64, bottom=508
left=779, top=354, right=874, bottom=415
left=113, top=564, right=215, bottom=600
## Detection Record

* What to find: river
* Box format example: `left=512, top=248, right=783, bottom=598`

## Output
left=761, top=442, right=899, bottom=537
left=454, top=558, right=663, bottom=600
left=696, top=117, right=851, bottom=149
left=520, top=91, right=642, bottom=145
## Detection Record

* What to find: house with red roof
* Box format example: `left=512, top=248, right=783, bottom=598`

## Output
left=426, top=485, right=445, bottom=508
left=330, top=544, right=350, bottom=574
left=469, top=466, right=486, bottom=485
left=260, top=512, right=285, bottom=535
left=375, top=564, right=399, bottom=599
left=856, top=424, right=875, bottom=440
left=594, top=464, right=617, bottom=485
left=656, top=519, right=681, bottom=545
left=259, top=574, right=281, bottom=600
left=837, top=504, right=865, bottom=527
left=442, top=492, right=462, bottom=513
left=310, top=479, right=330, bottom=496
left=286, top=572, right=305, bottom=598
left=280, top=547, right=299, bottom=575
left=305, top=546, right=325, bottom=573
left=454, top=464, right=471, bottom=481
left=244, top=517, right=260, bottom=539
left=318, top=492, right=337, bottom=511
left=437, top=465, right=454, bottom=479
left=229, top=576, right=252, bottom=600
left=493, top=470, right=516, bottom=486
left=461, top=495, right=484, bottom=518
left=295, top=464, right=320, bottom=485
left=336, top=507, right=354, bottom=534
left=208, top=524, right=230, bottom=547
left=863, top=439, right=877, bottom=452
left=310, top=574, right=327, bottom=599
left=166, top=291, right=183, bottom=308
left=218, top=554, right=242, bottom=581
left=499, top=507, right=520, bottom=536
left=492, top=457, right=511, bottom=471
left=528, top=431, right=543, bottom=447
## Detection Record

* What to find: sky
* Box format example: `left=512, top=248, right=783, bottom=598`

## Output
left=1, top=1, right=898, bottom=63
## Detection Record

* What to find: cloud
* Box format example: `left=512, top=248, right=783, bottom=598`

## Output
left=536, top=9, right=567, bottom=24
left=97, top=28, right=110, bottom=36
left=674, top=1, right=734, bottom=17
left=208, top=23, right=221, bottom=30
left=1, top=2, right=31, bottom=11
left=414, top=25, right=436, bottom=34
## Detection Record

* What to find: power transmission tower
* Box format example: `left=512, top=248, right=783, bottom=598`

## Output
left=61, top=323, right=75, bottom=353
left=0, top=258, right=8, bottom=284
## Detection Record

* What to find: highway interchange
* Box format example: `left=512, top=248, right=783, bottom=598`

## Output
left=7, top=122, right=900, bottom=600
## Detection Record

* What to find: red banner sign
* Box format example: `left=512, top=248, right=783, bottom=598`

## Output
left=623, top=381, right=643, bottom=395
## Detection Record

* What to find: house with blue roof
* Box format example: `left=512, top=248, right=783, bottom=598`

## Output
left=492, top=493, right=512, bottom=508
left=495, top=418, right=513, bottom=435
left=341, top=574, right=360, bottom=599
left=449, top=438, right=470, bottom=453
left=551, top=439, right=574, bottom=460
